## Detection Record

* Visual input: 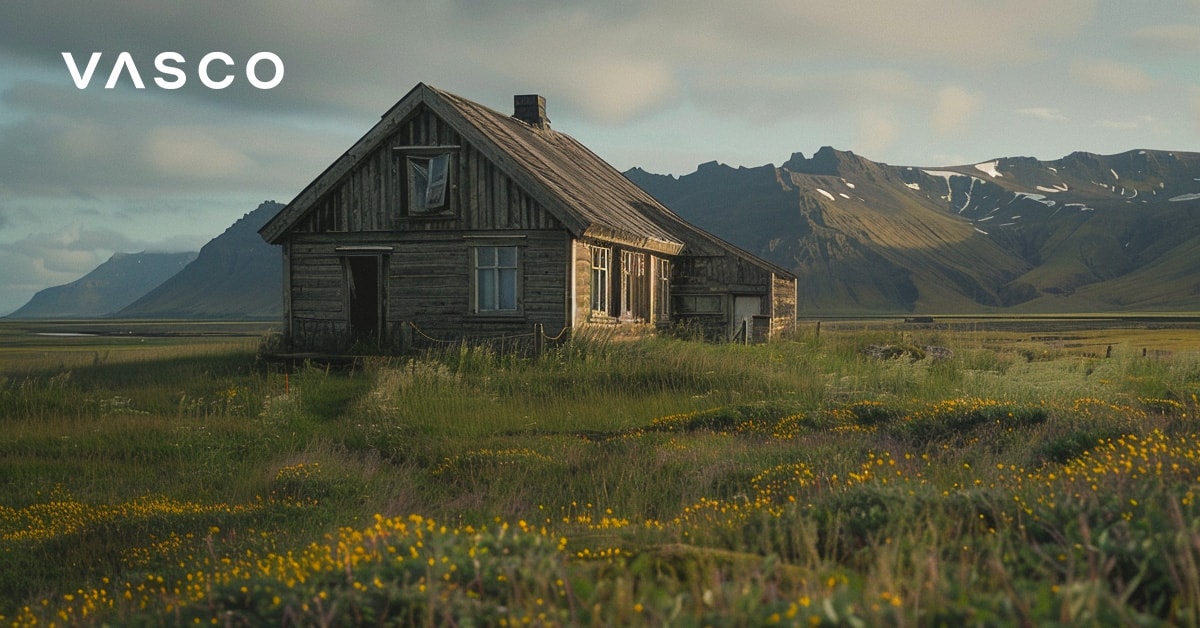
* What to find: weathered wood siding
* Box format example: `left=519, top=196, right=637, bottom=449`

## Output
left=670, top=254, right=769, bottom=339
left=572, top=240, right=592, bottom=327
left=291, top=105, right=562, bottom=236
left=770, top=274, right=798, bottom=338
left=286, top=230, right=571, bottom=351
left=280, top=103, right=578, bottom=351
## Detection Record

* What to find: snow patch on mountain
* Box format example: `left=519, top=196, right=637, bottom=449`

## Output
left=1036, top=183, right=1069, bottom=193
left=975, top=161, right=1002, bottom=177
left=1014, top=192, right=1056, bottom=207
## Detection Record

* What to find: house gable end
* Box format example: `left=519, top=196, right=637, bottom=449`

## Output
left=260, top=83, right=429, bottom=243
left=263, top=91, right=590, bottom=238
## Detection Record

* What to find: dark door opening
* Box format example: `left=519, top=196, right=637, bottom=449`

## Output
left=347, top=256, right=381, bottom=346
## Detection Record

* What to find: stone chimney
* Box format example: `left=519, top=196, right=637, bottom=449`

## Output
left=513, top=94, right=550, bottom=129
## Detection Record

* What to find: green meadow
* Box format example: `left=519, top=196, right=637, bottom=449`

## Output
left=3, top=317, right=1200, bottom=625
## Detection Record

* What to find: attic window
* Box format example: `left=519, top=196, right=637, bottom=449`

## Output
left=408, top=153, right=450, bottom=213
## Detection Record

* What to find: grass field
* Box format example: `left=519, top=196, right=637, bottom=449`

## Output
left=3, top=317, right=1200, bottom=625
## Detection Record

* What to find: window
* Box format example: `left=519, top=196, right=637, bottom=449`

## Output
left=408, top=153, right=450, bottom=214
left=674, top=295, right=722, bottom=314
left=590, top=246, right=610, bottom=314
left=654, top=257, right=671, bottom=319
left=620, top=250, right=648, bottom=320
left=475, top=246, right=519, bottom=313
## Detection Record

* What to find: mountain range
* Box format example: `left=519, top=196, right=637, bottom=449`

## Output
left=6, top=251, right=197, bottom=318
left=6, top=201, right=282, bottom=319
left=8, top=149, right=1200, bottom=319
left=628, top=147, right=1200, bottom=313
left=117, top=201, right=282, bottom=319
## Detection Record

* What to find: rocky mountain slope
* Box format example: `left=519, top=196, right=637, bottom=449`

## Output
left=117, top=201, right=283, bottom=319
left=629, top=148, right=1200, bottom=313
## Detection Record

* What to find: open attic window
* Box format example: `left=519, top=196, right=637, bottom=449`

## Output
left=410, top=153, right=449, bottom=212
left=394, top=145, right=459, bottom=217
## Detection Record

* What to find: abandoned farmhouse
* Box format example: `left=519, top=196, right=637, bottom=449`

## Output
left=259, top=83, right=796, bottom=352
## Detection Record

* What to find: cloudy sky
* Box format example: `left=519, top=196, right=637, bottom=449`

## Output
left=1, top=1, right=1198, bottom=314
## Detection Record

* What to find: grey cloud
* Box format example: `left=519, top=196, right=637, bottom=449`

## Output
left=0, top=0, right=1100, bottom=129
left=1127, top=24, right=1200, bottom=54
left=0, top=78, right=350, bottom=199
left=691, top=67, right=926, bottom=123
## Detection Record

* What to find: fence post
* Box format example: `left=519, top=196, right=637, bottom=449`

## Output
left=533, top=323, right=545, bottom=359
left=401, top=321, right=413, bottom=353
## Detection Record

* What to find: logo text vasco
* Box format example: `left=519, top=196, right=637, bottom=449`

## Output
left=62, top=52, right=284, bottom=89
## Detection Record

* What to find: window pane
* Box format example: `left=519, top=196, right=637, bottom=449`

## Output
left=499, top=268, right=517, bottom=310
left=478, top=268, right=496, bottom=310
left=478, top=246, right=497, bottom=267
left=497, top=246, right=517, bottom=268
left=426, top=154, right=449, bottom=208
left=594, top=270, right=607, bottom=311
left=411, top=158, right=430, bottom=211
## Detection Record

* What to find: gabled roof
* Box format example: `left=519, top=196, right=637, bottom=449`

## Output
left=260, top=83, right=683, bottom=254
left=259, top=83, right=795, bottom=280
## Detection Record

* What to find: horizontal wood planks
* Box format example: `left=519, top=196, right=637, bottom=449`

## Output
left=287, top=230, right=571, bottom=347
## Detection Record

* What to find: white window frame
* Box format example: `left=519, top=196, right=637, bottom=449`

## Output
left=620, top=250, right=647, bottom=320
left=654, top=257, right=671, bottom=320
left=473, top=245, right=521, bottom=314
left=590, top=246, right=611, bottom=314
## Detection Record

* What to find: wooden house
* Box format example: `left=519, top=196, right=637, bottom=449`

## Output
left=259, top=83, right=796, bottom=352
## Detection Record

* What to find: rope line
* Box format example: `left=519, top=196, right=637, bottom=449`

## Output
left=407, top=321, right=553, bottom=344
left=540, top=326, right=571, bottom=342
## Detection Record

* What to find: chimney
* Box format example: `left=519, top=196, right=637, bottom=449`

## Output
left=513, top=94, right=550, bottom=129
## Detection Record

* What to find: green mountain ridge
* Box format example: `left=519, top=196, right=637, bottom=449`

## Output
left=6, top=251, right=198, bottom=319
left=628, top=147, right=1200, bottom=314
left=117, top=201, right=283, bottom=319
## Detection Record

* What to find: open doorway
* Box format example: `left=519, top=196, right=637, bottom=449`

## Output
left=346, top=255, right=382, bottom=347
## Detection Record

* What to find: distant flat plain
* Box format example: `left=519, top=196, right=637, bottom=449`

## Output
left=3, top=315, right=1200, bottom=375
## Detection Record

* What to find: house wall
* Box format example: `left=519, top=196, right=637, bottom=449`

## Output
left=670, top=254, right=784, bottom=340
left=572, top=240, right=592, bottom=328
left=281, top=105, right=577, bottom=352
left=771, top=274, right=798, bottom=339
left=286, top=230, right=571, bottom=351
left=290, top=105, right=563, bottom=236
left=569, top=239, right=671, bottom=336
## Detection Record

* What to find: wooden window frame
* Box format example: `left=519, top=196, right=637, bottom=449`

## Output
left=393, top=145, right=459, bottom=219
left=674, top=294, right=723, bottom=314
left=471, top=244, right=523, bottom=316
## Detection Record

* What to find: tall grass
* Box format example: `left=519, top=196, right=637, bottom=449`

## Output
left=3, top=323, right=1200, bottom=624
